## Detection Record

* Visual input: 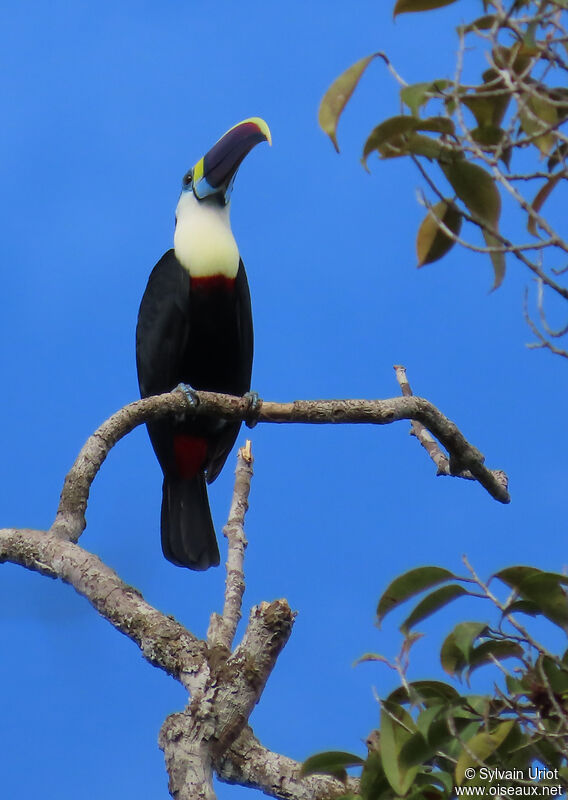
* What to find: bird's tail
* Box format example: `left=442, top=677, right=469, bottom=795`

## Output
left=160, top=474, right=220, bottom=570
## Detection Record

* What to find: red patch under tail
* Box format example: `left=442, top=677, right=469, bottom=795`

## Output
left=173, top=435, right=208, bottom=479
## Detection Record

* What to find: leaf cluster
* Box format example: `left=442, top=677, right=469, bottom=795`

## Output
left=318, top=0, right=568, bottom=291
left=302, top=565, right=568, bottom=799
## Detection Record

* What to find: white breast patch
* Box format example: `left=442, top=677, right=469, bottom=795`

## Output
left=174, top=191, right=240, bottom=279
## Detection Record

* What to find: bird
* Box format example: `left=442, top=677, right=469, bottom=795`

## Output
left=136, top=117, right=271, bottom=570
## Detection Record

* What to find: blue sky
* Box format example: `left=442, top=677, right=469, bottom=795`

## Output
left=1, top=1, right=567, bottom=797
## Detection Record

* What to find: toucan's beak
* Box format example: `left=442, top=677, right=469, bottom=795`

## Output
left=192, top=117, right=271, bottom=202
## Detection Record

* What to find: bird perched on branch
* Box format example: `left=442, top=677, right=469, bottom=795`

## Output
left=136, top=118, right=271, bottom=570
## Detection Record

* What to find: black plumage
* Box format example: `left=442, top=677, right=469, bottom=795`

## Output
left=136, top=248, right=253, bottom=569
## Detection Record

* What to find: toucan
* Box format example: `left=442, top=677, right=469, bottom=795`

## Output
left=136, top=117, right=271, bottom=570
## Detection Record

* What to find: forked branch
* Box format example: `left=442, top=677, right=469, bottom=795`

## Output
left=51, top=370, right=509, bottom=544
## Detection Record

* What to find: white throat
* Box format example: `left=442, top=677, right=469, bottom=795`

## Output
left=173, top=191, right=240, bottom=279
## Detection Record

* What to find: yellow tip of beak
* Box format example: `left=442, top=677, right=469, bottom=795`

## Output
left=227, top=116, right=272, bottom=146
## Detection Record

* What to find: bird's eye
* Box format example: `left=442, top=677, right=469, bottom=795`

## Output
left=182, top=172, right=193, bottom=188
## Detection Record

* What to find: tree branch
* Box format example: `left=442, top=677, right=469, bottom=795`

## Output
left=51, top=386, right=509, bottom=546
left=394, top=365, right=509, bottom=492
left=216, top=726, right=359, bottom=800
left=160, top=599, right=295, bottom=800
left=208, top=440, right=254, bottom=650
left=0, top=526, right=206, bottom=686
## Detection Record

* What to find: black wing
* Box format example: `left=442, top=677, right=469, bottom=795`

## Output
left=233, top=258, right=254, bottom=396
left=136, top=249, right=190, bottom=399
left=206, top=258, right=254, bottom=483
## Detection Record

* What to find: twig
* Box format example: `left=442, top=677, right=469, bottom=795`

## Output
left=523, top=288, right=568, bottom=358
left=536, top=279, right=568, bottom=338
left=393, top=366, right=509, bottom=492
left=394, top=365, right=450, bottom=475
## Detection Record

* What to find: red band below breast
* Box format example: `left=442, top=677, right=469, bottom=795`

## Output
left=173, top=435, right=208, bottom=479
left=191, top=275, right=236, bottom=291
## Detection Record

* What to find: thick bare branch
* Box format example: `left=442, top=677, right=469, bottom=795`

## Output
left=216, top=726, right=359, bottom=800
left=0, top=526, right=206, bottom=686
left=160, top=600, right=295, bottom=800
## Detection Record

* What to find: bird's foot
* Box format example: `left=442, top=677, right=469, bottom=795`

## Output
left=244, top=391, right=261, bottom=429
left=176, top=383, right=200, bottom=410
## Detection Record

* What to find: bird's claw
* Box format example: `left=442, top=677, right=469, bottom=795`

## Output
left=176, top=383, right=200, bottom=409
left=244, top=391, right=261, bottom=429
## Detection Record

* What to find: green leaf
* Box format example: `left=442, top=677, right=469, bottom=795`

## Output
left=440, top=631, right=466, bottom=677
left=463, top=695, right=491, bottom=716
left=398, top=731, right=434, bottom=768
left=397, top=132, right=448, bottom=160
left=494, top=566, right=542, bottom=586
left=431, top=770, right=454, bottom=794
left=427, top=715, right=478, bottom=751
left=408, top=777, right=445, bottom=800
left=377, top=566, right=457, bottom=623
left=353, top=652, right=391, bottom=666
left=467, top=640, right=524, bottom=677
left=519, top=93, right=558, bottom=155
left=389, top=680, right=461, bottom=706
left=458, top=14, right=498, bottom=34
left=363, top=116, right=419, bottom=158
left=493, top=43, right=533, bottom=76
left=548, top=87, right=568, bottom=120
left=416, top=201, right=463, bottom=268
left=416, top=704, right=446, bottom=739
left=301, top=751, right=365, bottom=780
left=330, top=795, right=360, bottom=800
left=462, top=72, right=511, bottom=129
left=318, top=54, right=379, bottom=152
left=497, top=569, right=568, bottom=629
left=440, top=622, right=486, bottom=677
left=534, top=738, right=564, bottom=771
left=401, top=83, right=433, bottom=116
left=394, top=0, right=458, bottom=16
left=470, top=125, right=506, bottom=148
left=362, top=116, right=453, bottom=167
left=441, top=160, right=504, bottom=289
left=443, top=720, right=482, bottom=760
left=528, top=174, right=563, bottom=236
left=453, top=622, right=488, bottom=661
left=483, top=231, right=506, bottom=291
left=400, top=80, right=452, bottom=116
left=418, top=116, right=455, bottom=135
left=547, top=142, right=568, bottom=171
left=442, top=161, right=500, bottom=229
left=380, top=702, right=419, bottom=795
left=541, top=655, right=568, bottom=694
left=503, top=600, right=542, bottom=617
left=462, top=95, right=501, bottom=128
left=455, top=721, right=516, bottom=784
left=360, top=751, right=389, bottom=800
left=505, top=675, right=527, bottom=695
